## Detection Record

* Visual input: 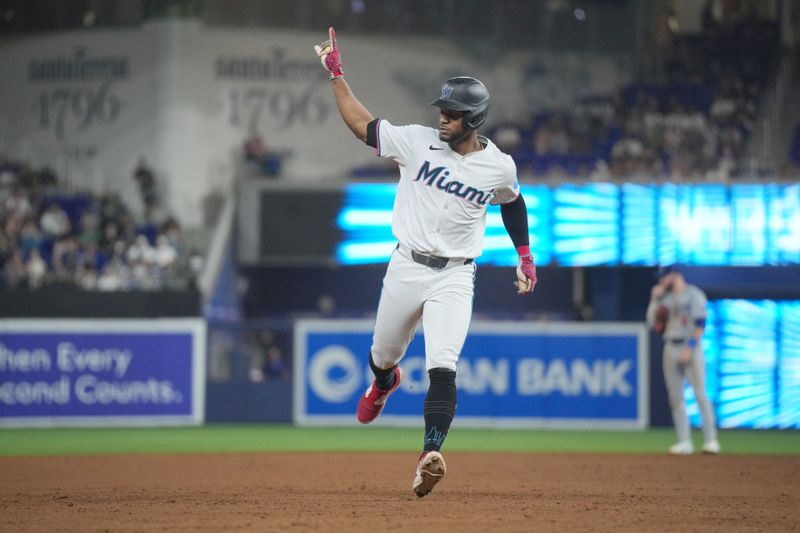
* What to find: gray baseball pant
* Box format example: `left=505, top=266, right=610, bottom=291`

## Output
left=663, top=340, right=718, bottom=444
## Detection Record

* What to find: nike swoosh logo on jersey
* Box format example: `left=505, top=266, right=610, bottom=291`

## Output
left=429, top=145, right=444, bottom=150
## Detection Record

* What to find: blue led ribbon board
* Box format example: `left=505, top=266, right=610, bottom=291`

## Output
left=685, top=300, right=800, bottom=429
left=336, top=182, right=800, bottom=266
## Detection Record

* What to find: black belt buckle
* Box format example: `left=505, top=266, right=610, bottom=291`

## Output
left=411, top=250, right=448, bottom=269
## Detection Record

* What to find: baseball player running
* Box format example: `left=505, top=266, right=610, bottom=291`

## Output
left=646, top=266, right=720, bottom=455
left=314, top=27, right=537, bottom=497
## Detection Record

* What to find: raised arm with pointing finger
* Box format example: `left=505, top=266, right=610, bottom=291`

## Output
left=315, top=27, right=373, bottom=142
left=313, top=26, right=538, bottom=498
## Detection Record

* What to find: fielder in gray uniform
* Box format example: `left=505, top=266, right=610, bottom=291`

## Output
left=315, top=27, right=537, bottom=496
left=646, top=266, right=720, bottom=455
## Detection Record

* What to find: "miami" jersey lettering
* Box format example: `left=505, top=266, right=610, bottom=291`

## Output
left=413, top=160, right=492, bottom=206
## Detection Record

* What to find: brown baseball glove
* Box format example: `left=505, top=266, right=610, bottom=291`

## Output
left=654, top=305, right=668, bottom=334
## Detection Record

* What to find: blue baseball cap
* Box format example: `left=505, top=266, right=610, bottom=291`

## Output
left=655, top=264, right=678, bottom=280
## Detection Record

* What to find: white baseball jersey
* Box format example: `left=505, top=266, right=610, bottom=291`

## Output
left=376, top=120, right=520, bottom=258
left=647, top=284, right=707, bottom=341
left=646, top=284, right=717, bottom=445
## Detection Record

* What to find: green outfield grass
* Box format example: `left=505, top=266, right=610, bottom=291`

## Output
left=0, top=425, right=798, bottom=457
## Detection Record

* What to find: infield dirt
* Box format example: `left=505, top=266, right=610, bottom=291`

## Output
left=1, top=452, right=798, bottom=532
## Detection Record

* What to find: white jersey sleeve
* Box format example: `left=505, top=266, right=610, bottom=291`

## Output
left=377, top=120, right=426, bottom=165
left=488, top=153, right=520, bottom=205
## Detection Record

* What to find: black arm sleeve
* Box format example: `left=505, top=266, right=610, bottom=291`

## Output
left=365, top=118, right=380, bottom=148
left=500, top=194, right=530, bottom=249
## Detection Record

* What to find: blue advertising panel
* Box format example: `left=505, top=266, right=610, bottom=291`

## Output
left=294, top=320, right=648, bottom=429
left=0, top=319, right=206, bottom=427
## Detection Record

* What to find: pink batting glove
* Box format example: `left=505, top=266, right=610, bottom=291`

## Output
left=515, top=246, right=537, bottom=295
left=313, top=26, right=344, bottom=79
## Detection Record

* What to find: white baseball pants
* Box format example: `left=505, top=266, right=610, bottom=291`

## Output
left=370, top=245, right=475, bottom=372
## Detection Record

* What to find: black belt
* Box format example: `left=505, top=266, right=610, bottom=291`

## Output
left=398, top=244, right=474, bottom=269
left=667, top=338, right=686, bottom=344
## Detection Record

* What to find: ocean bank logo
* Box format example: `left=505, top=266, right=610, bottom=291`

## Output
left=306, top=348, right=633, bottom=401
left=295, top=320, right=647, bottom=428
left=308, top=345, right=361, bottom=402
left=307, top=346, right=429, bottom=403
left=517, top=358, right=632, bottom=396
left=456, top=357, right=632, bottom=397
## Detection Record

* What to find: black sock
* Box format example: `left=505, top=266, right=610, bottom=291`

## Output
left=369, top=352, right=396, bottom=391
left=423, top=368, right=457, bottom=452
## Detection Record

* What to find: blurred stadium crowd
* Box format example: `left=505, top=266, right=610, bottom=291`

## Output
left=505, top=14, right=773, bottom=181
left=352, top=5, right=799, bottom=183
left=0, top=159, right=199, bottom=291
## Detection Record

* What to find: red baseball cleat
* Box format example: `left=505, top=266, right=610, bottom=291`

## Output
left=356, top=366, right=404, bottom=424
left=412, top=451, right=446, bottom=498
